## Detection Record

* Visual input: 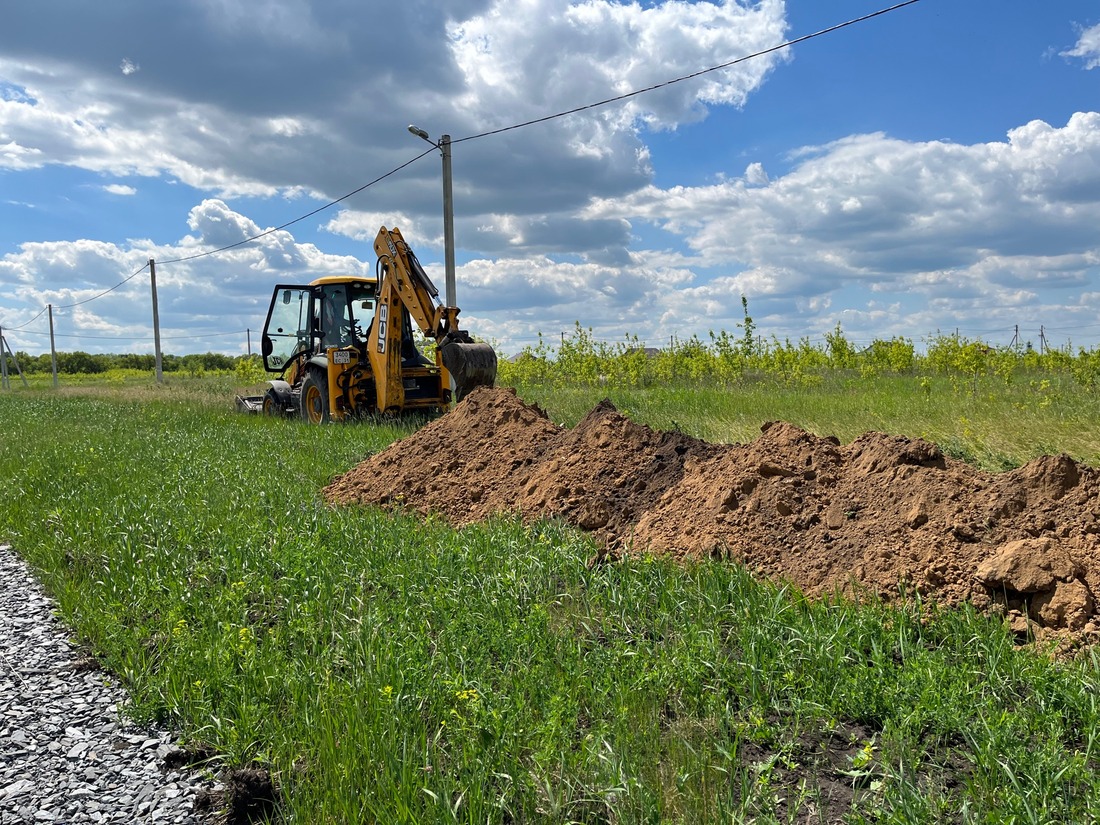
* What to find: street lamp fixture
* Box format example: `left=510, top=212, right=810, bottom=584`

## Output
left=408, top=124, right=456, bottom=309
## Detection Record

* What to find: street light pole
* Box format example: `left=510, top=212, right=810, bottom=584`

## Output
left=408, top=125, right=457, bottom=309
left=440, top=134, right=456, bottom=310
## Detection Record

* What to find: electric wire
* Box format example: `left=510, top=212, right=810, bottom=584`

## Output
left=15, top=329, right=245, bottom=341
left=8, top=0, right=923, bottom=286
left=1045, top=326, right=1099, bottom=333
left=54, top=262, right=150, bottom=310
left=1, top=147, right=436, bottom=330
left=3, top=306, right=47, bottom=331
left=155, top=146, right=437, bottom=265
left=3, top=0, right=937, bottom=350
left=453, top=0, right=923, bottom=145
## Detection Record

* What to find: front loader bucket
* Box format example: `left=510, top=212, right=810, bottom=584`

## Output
left=440, top=340, right=498, bottom=401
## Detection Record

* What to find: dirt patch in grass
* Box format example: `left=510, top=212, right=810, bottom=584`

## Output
left=324, top=387, right=1100, bottom=643
left=193, top=765, right=279, bottom=824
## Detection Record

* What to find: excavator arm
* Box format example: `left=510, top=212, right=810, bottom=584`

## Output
left=370, top=226, right=497, bottom=410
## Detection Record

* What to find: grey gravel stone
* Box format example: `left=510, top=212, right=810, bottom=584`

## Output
left=0, top=545, right=220, bottom=824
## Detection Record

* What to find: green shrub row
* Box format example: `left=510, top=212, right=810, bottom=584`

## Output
left=499, top=316, right=1100, bottom=390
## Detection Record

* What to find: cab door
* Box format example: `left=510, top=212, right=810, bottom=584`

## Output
left=261, top=286, right=316, bottom=373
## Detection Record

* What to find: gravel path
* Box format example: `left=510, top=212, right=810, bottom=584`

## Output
left=0, top=544, right=220, bottom=824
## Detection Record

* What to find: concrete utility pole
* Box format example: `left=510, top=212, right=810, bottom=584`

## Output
left=0, top=326, right=8, bottom=390
left=408, top=126, right=457, bottom=308
left=48, top=304, right=59, bottom=388
left=0, top=333, right=26, bottom=388
left=440, top=134, right=456, bottom=310
left=149, top=259, right=163, bottom=383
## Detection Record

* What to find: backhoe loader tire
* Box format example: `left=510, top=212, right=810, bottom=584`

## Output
left=261, top=389, right=281, bottom=416
left=300, top=370, right=330, bottom=424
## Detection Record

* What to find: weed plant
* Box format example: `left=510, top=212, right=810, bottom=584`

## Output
left=2, top=386, right=1100, bottom=822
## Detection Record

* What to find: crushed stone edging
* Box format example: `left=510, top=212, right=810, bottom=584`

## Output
left=0, top=544, right=220, bottom=824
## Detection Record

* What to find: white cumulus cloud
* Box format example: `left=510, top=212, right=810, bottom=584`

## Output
left=582, top=113, right=1100, bottom=341
left=1063, top=22, right=1100, bottom=69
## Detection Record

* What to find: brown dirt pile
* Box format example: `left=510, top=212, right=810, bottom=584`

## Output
left=324, top=387, right=1100, bottom=640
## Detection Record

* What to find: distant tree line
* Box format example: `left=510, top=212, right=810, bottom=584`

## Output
left=10, top=350, right=251, bottom=375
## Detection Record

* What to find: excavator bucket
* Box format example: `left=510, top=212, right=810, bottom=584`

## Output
left=440, top=340, right=498, bottom=401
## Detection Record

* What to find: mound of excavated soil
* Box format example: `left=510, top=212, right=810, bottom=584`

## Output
left=324, top=387, right=1100, bottom=641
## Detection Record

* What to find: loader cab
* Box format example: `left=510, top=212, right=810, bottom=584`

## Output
left=318, top=281, right=376, bottom=350
left=260, top=278, right=377, bottom=373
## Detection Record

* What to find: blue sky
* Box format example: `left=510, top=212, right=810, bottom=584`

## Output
left=1, top=0, right=1099, bottom=357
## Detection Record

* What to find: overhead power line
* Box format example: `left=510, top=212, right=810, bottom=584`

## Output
left=158, top=0, right=922, bottom=271
left=13, top=328, right=246, bottom=341
left=5, top=306, right=48, bottom=330
left=1044, top=322, right=1100, bottom=333
left=2, top=0, right=923, bottom=335
left=454, top=0, right=923, bottom=144
left=54, top=262, right=151, bottom=309
left=0, top=147, right=437, bottom=326
left=155, top=146, right=437, bottom=265
left=114, top=0, right=927, bottom=271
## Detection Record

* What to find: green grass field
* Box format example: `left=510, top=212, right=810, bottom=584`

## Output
left=2, top=373, right=1100, bottom=823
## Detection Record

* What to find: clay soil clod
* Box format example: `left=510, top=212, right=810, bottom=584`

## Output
left=323, top=387, right=1100, bottom=641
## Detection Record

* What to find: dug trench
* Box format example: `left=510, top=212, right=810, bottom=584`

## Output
left=324, top=386, right=1100, bottom=644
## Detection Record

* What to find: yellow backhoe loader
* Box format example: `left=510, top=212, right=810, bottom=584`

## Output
left=237, top=226, right=497, bottom=422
